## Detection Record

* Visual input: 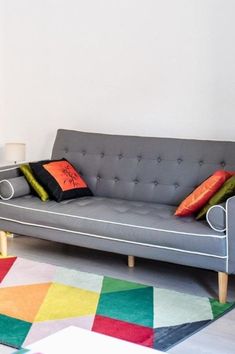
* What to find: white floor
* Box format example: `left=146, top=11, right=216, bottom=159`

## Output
left=1, top=235, right=235, bottom=354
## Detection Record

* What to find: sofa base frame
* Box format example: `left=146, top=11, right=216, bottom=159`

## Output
left=0, top=231, right=228, bottom=303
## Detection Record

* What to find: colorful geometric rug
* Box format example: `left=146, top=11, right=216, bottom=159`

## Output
left=0, top=257, right=234, bottom=352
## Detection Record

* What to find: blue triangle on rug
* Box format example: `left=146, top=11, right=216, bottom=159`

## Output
left=154, top=320, right=210, bottom=351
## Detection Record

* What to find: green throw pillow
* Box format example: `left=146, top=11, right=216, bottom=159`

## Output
left=20, top=164, right=49, bottom=202
left=196, top=175, right=235, bottom=219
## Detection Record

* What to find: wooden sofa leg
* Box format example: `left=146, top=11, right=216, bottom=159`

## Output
left=128, top=256, right=135, bottom=268
left=218, top=272, right=228, bottom=304
left=0, top=231, right=8, bottom=257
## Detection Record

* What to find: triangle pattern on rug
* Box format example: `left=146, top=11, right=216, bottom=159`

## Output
left=0, top=257, right=17, bottom=283
left=209, top=298, right=234, bottom=318
left=0, top=257, right=234, bottom=352
left=0, top=314, right=32, bottom=349
left=92, top=314, right=154, bottom=348
left=0, top=283, right=52, bottom=322
left=23, top=315, right=95, bottom=347
left=54, top=267, right=103, bottom=293
left=0, top=257, right=56, bottom=287
left=153, top=287, right=213, bottom=328
left=35, top=282, right=100, bottom=322
left=97, top=286, right=154, bottom=327
left=153, top=320, right=210, bottom=351
left=101, top=276, right=148, bottom=293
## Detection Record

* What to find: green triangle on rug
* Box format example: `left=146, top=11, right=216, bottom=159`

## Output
left=0, top=314, right=32, bottom=349
left=101, top=276, right=148, bottom=293
left=210, top=298, right=233, bottom=318
left=97, top=286, right=154, bottom=327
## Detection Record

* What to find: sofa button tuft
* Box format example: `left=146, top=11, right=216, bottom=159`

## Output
left=134, top=179, right=139, bottom=184
left=221, top=161, right=226, bottom=167
left=174, top=183, right=179, bottom=188
left=153, top=181, right=158, bottom=186
left=157, top=157, right=162, bottom=163
left=114, top=177, right=119, bottom=182
left=97, top=176, right=101, bottom=181
left=177, top=158, right=182, bottom=164
left=199, top=160, right=204, bottom=166
left=100, top=152, right=105, bottom=158
left=118, top=154, right=123, bottom=159
left=137, top=155, right=142, bottom=161
left=82, top=150, right=86, bottom=156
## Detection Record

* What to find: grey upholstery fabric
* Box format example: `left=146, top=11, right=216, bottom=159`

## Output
left=0, top=218, right=227, bottom=273
left=0, top=176, right=31, bottom=200
left=206, top=203, right=226, bottom=232
left=0, top=165, right=21, bottom=180
left=52, top=129, right=235, bottom=206
left=1, top=130, right=235, bottom=274
left=0, top=196, right=225, bottom=252
left=226, top=196, right=235, bottom=273
left=0, top=196, right=227, bottom=271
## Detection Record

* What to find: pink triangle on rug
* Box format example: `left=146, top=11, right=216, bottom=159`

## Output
left=0, top=257, right=56, bottom=287
left=0, top=257, right=17, bottom=283
left=23, top=316, right=95, bottom=346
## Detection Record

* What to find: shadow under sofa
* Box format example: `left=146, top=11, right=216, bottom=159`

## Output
left=1, top=128, right=235, bottom=304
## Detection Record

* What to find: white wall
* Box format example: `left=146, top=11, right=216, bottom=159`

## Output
left=1, top=0, right=235, bottom=162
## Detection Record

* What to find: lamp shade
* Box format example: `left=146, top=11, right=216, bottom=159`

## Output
left=5, top=143, right=26, bottom=163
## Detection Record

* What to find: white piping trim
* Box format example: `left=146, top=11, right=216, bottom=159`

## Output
left=225, top=196, right=235, bottom=273
left=0, top=201, right=226, bottom=239
left=0, top=166, right=19, bottom=172
left=0, top=180, right=15, bottom=200
left=0, top=216, right=227, bottom=259
left=206, top=205, right=226, bottom=233
left=226, top=199, right=229, bottom=273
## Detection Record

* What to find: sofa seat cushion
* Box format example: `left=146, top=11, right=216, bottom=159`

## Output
left=0, top=196, right=226, bottom=258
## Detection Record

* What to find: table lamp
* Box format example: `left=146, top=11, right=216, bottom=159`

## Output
left=5, top=142, right=26, bottom=164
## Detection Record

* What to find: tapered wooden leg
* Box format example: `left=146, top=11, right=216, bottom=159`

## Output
left=128, top=255, right=135, bottom=268
left=0, top=231, right=7, bottom=257
left=218, top=272, right=228, bottom=304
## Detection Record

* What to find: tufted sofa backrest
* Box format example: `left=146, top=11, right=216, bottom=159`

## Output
left=51, top=129, right=235, bottom=206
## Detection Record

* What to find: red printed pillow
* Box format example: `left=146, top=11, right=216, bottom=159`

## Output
left=30, top=159, right=92, bottom=202
left=175, top=170, right=232, bottom=216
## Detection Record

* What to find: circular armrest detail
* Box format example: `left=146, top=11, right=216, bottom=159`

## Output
left=0, top=176, right=31, bottom=200
left=206, top=204, right=226, bottom=233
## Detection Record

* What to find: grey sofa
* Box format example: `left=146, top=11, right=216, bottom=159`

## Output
left=1, top=129, right=235, bottom=303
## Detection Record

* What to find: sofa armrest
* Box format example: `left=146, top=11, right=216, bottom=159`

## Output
left=226, top=196, right=235, bottom=273
left=206, top=203, right=226, bottom=232
left=0, top=164, right=22, bottom=180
